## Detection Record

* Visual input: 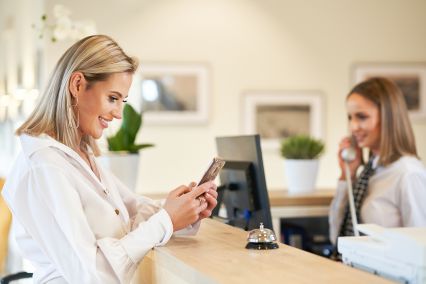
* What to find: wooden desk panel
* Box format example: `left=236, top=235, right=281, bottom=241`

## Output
left=138, top=218, right=392, bottom=284
left=268, top=189, right=335, bottom=207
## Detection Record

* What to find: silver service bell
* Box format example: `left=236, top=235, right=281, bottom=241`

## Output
left=245, top=223, right=279, bottom=250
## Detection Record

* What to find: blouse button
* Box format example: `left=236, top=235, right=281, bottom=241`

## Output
left=115, top=209, right=120, bottom=215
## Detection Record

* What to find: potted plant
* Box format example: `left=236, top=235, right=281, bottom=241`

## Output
left=107, top=104, right=154, bottom=153
left=100, top=104, right=154, bottom=191
left=280, top=135, right=324, bottom=194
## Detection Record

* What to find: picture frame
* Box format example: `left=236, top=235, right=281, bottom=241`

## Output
left=242, top=91, right=324, bottom=149
left=353, top=63, right=426, bottom=121
left=129, top=63, right=210, bottom=125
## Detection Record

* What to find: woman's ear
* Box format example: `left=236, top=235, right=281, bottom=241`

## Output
left=69, top=72, right=86, bottom=98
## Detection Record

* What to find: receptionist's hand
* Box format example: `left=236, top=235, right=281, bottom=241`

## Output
left=338, top=136, right=362, bottom=181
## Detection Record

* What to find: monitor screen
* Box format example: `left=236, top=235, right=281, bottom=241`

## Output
left=214, top=135, right=273, bottom=231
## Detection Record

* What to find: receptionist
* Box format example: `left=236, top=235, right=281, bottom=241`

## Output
left=329, top=77, right=426, bottom=244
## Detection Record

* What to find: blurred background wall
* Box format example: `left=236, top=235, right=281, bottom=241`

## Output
left=1, top=0, right=426, bottom=193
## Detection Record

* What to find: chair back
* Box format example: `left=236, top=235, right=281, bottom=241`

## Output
left=0, top=178, right=12, bottom=274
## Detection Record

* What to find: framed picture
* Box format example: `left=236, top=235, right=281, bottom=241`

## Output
left=242, top=91, right=324, bottom=149
left=129, top=63, right=210, bottom=125
left=353, top=63, right=426, bottom=120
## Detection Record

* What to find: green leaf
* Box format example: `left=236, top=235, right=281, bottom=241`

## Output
left=128, top=144, right=155, bottom=154
left=107, top=104, right=154, bottom=153
left=121, top=104, right=141, bottom=145
left=280, top=135, right=324, bottom=159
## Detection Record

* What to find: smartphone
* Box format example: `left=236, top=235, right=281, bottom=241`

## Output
left=197, top=157, right=226, bottom=186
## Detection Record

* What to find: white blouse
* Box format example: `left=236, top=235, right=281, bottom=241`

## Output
left=2, top=134, right=199, bottom=283
left=329, top=156, right=426, bottom=244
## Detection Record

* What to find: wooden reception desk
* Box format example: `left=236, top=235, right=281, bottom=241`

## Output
left=138, top=218, right=391, bottom=284
left=268, top=189, right=335, bottom=207
left=146, top=190, right=335, bottom=238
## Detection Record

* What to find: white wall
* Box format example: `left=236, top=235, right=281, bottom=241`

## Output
left=39, top=0, right=426, bottom=193
left=0, top=0, right=43, bottom=177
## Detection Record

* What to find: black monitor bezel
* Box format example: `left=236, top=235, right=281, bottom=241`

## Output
left=215, top=134, right=273, bottom=230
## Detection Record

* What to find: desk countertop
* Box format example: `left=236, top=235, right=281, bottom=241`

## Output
left=138, top=218, right=391, bottom=284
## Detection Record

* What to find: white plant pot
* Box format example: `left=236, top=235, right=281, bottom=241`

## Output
left=98, top=152, right=139, bottom=191
left=284, top=159, right=319, bottom=194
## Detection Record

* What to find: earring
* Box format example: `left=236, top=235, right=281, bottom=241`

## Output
left=68, top=97, right=79, bottom=129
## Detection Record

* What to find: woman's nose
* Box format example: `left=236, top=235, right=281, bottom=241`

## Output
left=112, top=104, right=123, bottom=119
left=349, top=119, right=360, bottom=132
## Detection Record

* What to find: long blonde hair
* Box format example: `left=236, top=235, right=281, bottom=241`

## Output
left=348, top=77, right=417, bottom=166
left=17, top=35, right=138, bottom=155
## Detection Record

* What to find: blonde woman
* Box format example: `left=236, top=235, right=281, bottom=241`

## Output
left=2, top=35, right=217, bottom=283
left=329, top=77, right=426, bottom=244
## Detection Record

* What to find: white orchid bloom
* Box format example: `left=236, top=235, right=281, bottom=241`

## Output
left=80, top=21, right=97, bottom=37
left=53, top=17, right=73, bottom=41
left=70, top=21, right=97, bottom=40
left=39, top=4, right=97, bottom=42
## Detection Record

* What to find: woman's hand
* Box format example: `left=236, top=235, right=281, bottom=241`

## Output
left=338, top=136, right=362, bottom=181
left=163, top=184, right=209, bottom=231
left=195, top=181, right=218, bottom=220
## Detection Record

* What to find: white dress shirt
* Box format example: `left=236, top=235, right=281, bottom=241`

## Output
left=2, top=134, right=199, bottom=283
left=329, top=156, right=426, bottom=244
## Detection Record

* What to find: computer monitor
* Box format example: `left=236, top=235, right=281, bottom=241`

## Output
left=214, top=135, right=273, bottom=231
